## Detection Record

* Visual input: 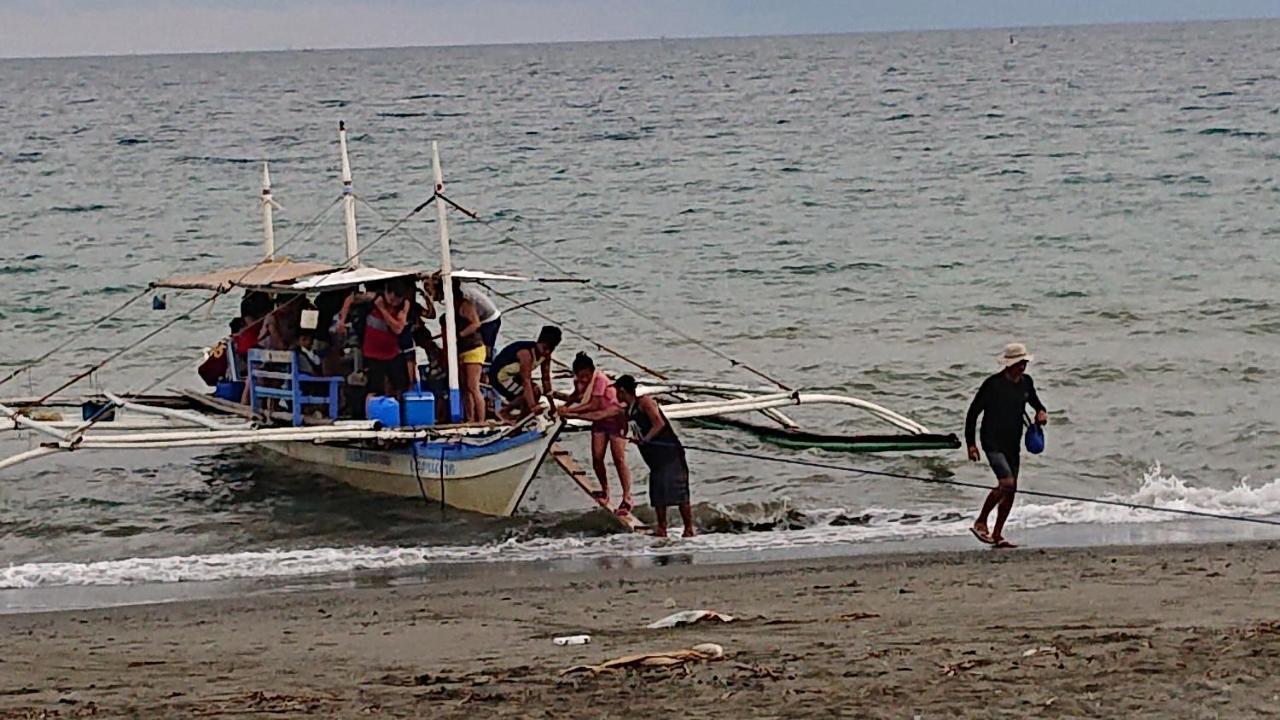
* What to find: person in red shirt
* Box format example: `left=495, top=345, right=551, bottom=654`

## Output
left=338, top=281, right=411, bottom=411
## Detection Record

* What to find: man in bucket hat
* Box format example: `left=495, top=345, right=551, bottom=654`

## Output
left=964, top=342, right=1048, bottom=548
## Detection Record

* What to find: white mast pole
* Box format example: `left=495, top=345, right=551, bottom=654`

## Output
left=261, top=162, right=275, bottom=260
left=432, top=141, right=462, bottom=423
left=338, top=121, right=360, bottom=267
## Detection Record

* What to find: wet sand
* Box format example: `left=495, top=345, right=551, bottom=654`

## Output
left=3, top=540, right=1280, bottom=718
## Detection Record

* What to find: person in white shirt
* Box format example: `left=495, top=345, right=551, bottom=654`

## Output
left=423, top=273, right=502, bottom=361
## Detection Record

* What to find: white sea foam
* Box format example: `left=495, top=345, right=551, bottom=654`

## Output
left=5, top=465, right=1280, bottom=589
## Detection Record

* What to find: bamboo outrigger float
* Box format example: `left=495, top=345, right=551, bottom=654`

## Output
left=0, top=124, right=959, bottom=530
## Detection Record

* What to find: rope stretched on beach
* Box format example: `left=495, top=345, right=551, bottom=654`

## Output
left=433, top=192, right=793, bottom=391
left=664, top=441, right=1280, bottom=529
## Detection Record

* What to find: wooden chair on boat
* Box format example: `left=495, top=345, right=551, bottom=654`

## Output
left=246, top=349, right=345, bottom=427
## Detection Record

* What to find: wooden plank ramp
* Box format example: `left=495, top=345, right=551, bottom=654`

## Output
left=549, top=442, right=646, bottom=533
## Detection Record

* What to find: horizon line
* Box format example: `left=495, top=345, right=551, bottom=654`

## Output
left=1, top=15, right=1273, bottom=63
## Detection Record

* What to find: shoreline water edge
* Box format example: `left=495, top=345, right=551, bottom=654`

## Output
left=3, top=539, right=1279, bottom=717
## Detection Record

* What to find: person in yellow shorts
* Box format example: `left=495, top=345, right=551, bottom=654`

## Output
left=450, top=282, right=487, bottom=422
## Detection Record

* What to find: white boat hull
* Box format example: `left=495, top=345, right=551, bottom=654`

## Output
left=257, top=428, right=559, bottom=517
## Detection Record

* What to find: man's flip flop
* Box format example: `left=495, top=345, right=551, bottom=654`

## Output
left=614, top=501, right=633, bottom=517
left=992, top=539, right=1018, bottom=549
left=969, top=527, right=995, bottom=545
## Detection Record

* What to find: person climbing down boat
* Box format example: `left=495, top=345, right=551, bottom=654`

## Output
left=488, top=326, right=561, bottom=421
left=965, top=342, right=1048, bottom=549
left=613, top=374, right=695, bottom=538
left=558, top=352, right=634, bottom=515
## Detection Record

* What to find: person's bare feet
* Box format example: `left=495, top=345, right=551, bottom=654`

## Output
left=652, top=528, right=669, bottom=538
left=682, top=528, right=697, bottom=538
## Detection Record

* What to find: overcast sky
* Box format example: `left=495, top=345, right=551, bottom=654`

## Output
left=3, top=0, right=1279, bottom=59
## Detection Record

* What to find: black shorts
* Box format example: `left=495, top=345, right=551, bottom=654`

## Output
left=366, top=357, right=410, bottom=397
left=985, top=447, right=1021, bottom=480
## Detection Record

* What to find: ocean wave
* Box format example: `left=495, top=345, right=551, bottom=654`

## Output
left=4, top=466, right=1278, bottom=590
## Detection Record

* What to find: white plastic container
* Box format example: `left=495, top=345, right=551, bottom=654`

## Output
left=553, top=635, right=592, bottom=646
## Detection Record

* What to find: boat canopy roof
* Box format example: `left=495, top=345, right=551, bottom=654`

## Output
left=153, top=260, right=532, bottom=295
left=288, top=266, right=421, bottom=291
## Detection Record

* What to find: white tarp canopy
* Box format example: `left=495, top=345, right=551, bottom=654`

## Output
left=288, top=266, right=420, bottom=291
left=452, top=269, right=530, bottom=282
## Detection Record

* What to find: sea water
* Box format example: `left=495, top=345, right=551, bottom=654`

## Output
left=1, top=21, right=1279, bottom=600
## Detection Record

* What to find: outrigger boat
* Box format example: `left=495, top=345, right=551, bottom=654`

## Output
left=0, top=125, right=959, bottom=530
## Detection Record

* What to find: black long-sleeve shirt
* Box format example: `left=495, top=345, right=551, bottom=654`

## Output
left=964, top=372, right=1045, bottom=452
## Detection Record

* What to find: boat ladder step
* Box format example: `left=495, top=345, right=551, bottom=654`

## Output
left=549, top=442, right=645, bottom=533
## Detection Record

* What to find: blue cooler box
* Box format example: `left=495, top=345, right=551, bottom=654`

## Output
left=366, top=396, right=401, bottom=428
left=215, top=380, right=244, bottom=402
left=402, top=390, right=436, bottom=427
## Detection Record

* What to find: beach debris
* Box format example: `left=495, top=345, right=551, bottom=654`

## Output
left=838, top=611, right=881, bottom=622
left=663, top=597, right=678, bottom=609
left=553, top=634, right=592, bottom=646
left=734, top=662, right=783, bottom=680
left=1243, top=621, right=1280, bottom=638
left=647, top=610, right=736, bottom=629
left=1020, top=644, right=1073, bottom=659
left=561, top=642, right=726, bottom=675
left=938, top=658, right=994, bottom=677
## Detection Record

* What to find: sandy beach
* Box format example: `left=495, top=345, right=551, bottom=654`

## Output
left=3, top=540, right=1279, bottom=718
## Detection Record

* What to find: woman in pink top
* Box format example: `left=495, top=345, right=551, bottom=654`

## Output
left=559, top=352, right=634, bottom=515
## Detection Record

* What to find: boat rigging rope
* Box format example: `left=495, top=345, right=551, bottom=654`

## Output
left=0, top=286, right=153, bottom=391
left=37, top=293, right=227, bottom=406
left=354, top=196, right=436, bottom=252
left=356, top=194, right=676, bottom=383
left=667, top=441, right=1280, bottom=529
left=432, top=192, right=793, bottom=391
left=345, top=194, right=438, bottom=267
left=25, top=196, right=346, bottom=407
left=479, top=281, right=672, bottom=382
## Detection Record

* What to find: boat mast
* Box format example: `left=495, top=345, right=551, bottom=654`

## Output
left=338, top=121, right=360, bottom=267
left=432, top=141, right=462, bottom=423
left=261, top=162, right=275, bottom=260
